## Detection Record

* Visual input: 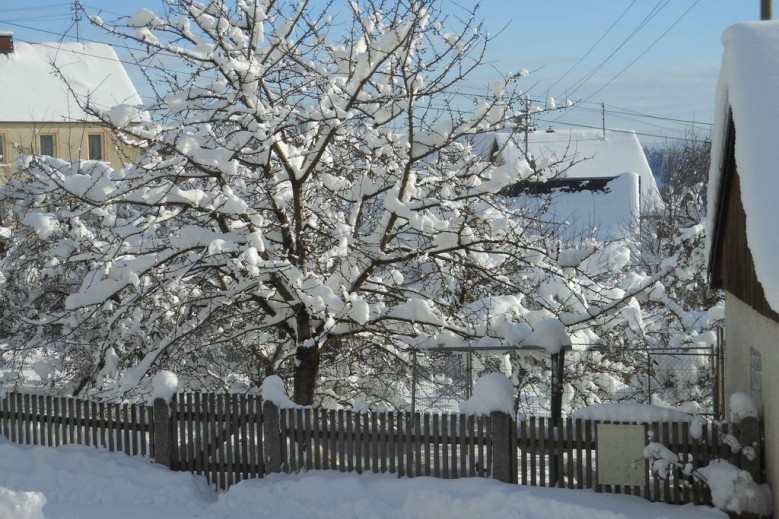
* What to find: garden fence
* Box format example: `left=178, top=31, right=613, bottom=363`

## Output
left=0, top=391, right=759, bottom=507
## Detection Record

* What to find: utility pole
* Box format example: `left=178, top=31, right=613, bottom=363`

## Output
left=762, top=0, right=773, bottom=20
left=72, top=0, right=83, bottom=42
left=524, top=96, right=531, bottom=156
left=601, top=102, right=606, bottom=138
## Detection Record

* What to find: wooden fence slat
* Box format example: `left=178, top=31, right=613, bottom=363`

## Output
left=346, top=410, right=354, bottom=473
left=672, top=421, right=681, bottom=503
left=193, top=393, right=203, bottom=474
left=370, top=411, right=378, bottom=473
left=0, top=394, right=6, bottom=441
left=46, top=396, right=57, bottom=447
left=22, top=393, right=31, bottom=444
left=432, top=413, right=440, bottom=478
left=415, top=413, right=422, bottom=477
left=661, top=421, right=671, bottom=502
left=225, top=395, right=234, bottom=489
left=11, top=393, right=20, bottom=444
left=458, top=413, right=467, bottom=478
left=681, top=420, right=690, bottom=503
left=246, top=395, right=257, bottom=480
left=476, top=415, right=484, bottom=478
left=30, top=394, right=40, bottom=446
left=88, top=400, right=96, bottom=449
left=207, top=393, right=217, bottom=486
left=442, top=414, right=450, bottom=479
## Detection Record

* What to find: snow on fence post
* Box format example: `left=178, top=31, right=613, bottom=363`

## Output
left=263, top=400, right=281, bottom=473
left=152, top=398, right=173, bottom=468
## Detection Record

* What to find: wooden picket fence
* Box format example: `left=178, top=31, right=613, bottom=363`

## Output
left=514, top=416, right=742, bottom=505
left=0, top=391, right=152, bottom=456
left=0, top=390, right=757, bottom=507
left=167, top=392, right=265, bottom=490
left=274, top=407, right=494, bottom=479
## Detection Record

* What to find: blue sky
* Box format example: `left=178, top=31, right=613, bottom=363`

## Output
left=0, top=0, right=760, bottom=146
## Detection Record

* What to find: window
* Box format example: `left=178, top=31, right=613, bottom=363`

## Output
left=88, top=133, right=104, bottom=161
left=0, top=133, right=6, bottom=164
left=39, top=134, right=56, bottom=157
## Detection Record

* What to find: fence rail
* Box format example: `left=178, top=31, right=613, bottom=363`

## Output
left=0, top=391, right=757, bottom=508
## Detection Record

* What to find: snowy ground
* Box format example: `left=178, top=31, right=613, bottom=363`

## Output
left=0, top=435, right=727, bottom=519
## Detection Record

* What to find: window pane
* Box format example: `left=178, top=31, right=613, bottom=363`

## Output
left=39, top=134, right=55, bottom=157
left=0, top=134, right=5, bottom=163
left=88, top=134, right=103, bottom=160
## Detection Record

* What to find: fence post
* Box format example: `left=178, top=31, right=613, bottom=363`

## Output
left=490, top=411, right=515, bottom=483
left=152, top=398, right=173, bottom=468
left=263, top=400, right=282, bottom=473
left=739, top=416, right=762, bottom=483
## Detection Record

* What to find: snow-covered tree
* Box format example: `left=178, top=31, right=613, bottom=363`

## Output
left=0, top=0, right=673, bottom=405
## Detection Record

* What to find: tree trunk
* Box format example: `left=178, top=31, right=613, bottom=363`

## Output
left=293, top=344, right=320, bottom=405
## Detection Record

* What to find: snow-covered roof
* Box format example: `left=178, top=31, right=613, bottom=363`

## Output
left=507, top=172, right=640, bottom=242
left=706, top=22, right=779, bottom=312
left=479, top=129, right=663, bottom=214
left=0, top=40, right=142, bottom=122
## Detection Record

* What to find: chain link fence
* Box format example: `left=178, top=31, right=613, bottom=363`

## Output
left=409, top=346, right=717, bottom=417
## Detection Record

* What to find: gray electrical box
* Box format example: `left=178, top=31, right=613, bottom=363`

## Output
left=596, top=423, right=647, bottom=487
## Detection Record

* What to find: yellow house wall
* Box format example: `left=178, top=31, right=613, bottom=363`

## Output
left=0, top=121, right=138, bottom=178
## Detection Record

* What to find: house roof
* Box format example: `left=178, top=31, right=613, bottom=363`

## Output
left=479, top=129, right=663, bottom=214
left=706, top=21, right=779, bottom=313
left=0, top=41, right=142, bottom=122
left=505, top=172, right=640, bottom=243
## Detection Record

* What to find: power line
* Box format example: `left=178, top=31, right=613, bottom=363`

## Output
left=578, top=0, right=700, bottom=107
left=545, top=0, right=637, bottom=96
left=562, top=1, right=669, bottom=101
left=537, top=119, right=709, bottom=144
left=566, top=104, right=711, bottom=129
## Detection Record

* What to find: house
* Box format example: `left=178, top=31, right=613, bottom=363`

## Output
left=707, top=21, right=779, bottom=511
left=479, top=128, right=664, bottom=218
left=0, top=32, right=143, bottom=178
left=503, top=172, right=640, bottom=243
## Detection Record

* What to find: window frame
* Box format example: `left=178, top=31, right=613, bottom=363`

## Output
left=87, top=132, right=106, bottom=161
left=38, top=133, right=57, bottom=158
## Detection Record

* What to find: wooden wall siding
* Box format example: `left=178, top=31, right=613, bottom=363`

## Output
left=0, top=392, right=151, bottom=457
left=719, top=173, right=779, bottom=323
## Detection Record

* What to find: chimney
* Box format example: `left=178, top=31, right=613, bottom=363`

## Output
left=0, top=32, right=13, bottom=55
left=762, top=0, right=773, bottom=20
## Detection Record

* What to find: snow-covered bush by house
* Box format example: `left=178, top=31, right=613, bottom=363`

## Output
left=697, top=459, right=771, bottom=516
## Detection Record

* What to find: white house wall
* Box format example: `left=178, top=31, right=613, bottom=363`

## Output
left=724, top=292, right=779, bottom=511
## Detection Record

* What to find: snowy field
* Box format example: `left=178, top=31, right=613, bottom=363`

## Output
left=0, top=435, right=727, bottom=519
